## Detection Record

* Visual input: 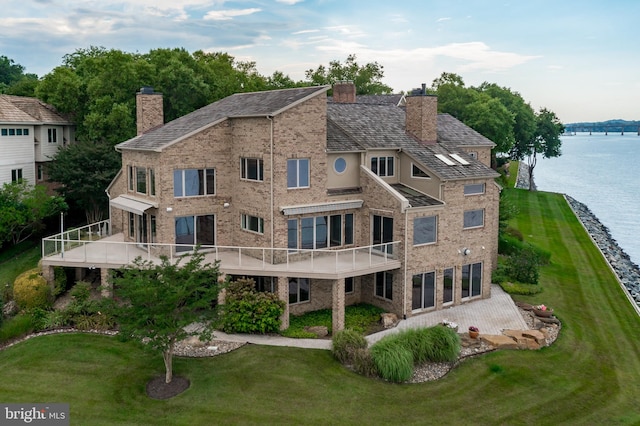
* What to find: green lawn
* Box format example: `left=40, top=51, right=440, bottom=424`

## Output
left=1, top=189, right=639, bottom=424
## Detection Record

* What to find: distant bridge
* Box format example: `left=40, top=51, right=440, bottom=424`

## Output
left=564, top=125, right=640, bottom=135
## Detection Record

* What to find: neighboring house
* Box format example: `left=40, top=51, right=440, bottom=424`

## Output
left=0, top=94, right=75, bottom=188
left=41, top=83, right=499, bottom=331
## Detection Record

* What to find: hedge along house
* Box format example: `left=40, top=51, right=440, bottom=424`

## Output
left=41, top=83, right=499, bottom=332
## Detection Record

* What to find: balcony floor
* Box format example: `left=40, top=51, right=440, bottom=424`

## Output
left=42, top=233, right=401, bottom=279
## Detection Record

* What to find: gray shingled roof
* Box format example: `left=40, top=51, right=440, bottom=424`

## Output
left=328, top=94, right=405, bottom=106
left=327, top=103, right=498, bottom=181
left=0, top=95, right=72, bottom=124
left=117, top=86, right=329, bottom=151
left=390, top=184, right=444, bottom=207
left=436, top=114, right=496, bottom=148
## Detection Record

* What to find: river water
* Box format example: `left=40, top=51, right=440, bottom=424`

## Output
left=533, top=133, right=640, bottom=267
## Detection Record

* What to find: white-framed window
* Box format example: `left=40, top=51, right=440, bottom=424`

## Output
left=411, top=163, right=431, bottom=179
left=11, top=169, right=23, bottom=182
left=128, top=212, right=135, bottom=238
left=468, top=151, right=478, bottom=160
left=412, top=271, right=435, bottom=310
left=289, top=278, right=310, bottom=304
left=464, top=183, right=485, bottom=195
left=288, top=213, right=354, bottom=250
left=37, top=165, right=44, bottom=181
left=334, top=157, right=347, bottom=174
left=413, top=216, right=437, bottom=245
left=241, top=214, right=264, bottom=234
left=128, top=166, right=134, bottom=191
left=375, top=271, right=393, bottom=301
left=47, top=128, right=57, bottom=143
left=241, top=158, right=264, bottom=181
left=174, top=168, right=215, bottom=197
left=287, top=158, right=309, bottom=188
left=175, top=214, right=215, bottom=252
left=149, top=169, right=156, bottom=196
left=462, top=262, right=482, bottom=299
left=463, top=209, right=484, bottom=229
left=443, top=268, right=454, bottom=305
left=371, top=156, right=394, bottom=177
left=136, top=166, right=147, bottom=194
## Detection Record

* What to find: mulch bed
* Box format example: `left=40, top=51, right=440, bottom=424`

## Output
left=146, top=376, right=190, bottom=399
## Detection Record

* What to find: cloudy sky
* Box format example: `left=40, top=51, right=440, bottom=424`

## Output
left=2, top=0, right=638, bottom=123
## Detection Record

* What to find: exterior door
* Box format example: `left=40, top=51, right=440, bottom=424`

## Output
left=137, top=213, right=148, bottom=248
left=372, top=215, right=393, bottom=254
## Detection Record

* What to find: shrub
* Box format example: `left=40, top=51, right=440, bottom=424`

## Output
left=344, top=304, right=386, bottom=334
left=39, top=309, right=71, bottom=330
left=499, top=281, right=543, bottom=295
left=53, top=267, right=68, bottom=297
left=352, top=348, right=377, bottom=377
left=13, top=268, right=51, bottom=310
left=370, top=336, right=414, bottom=383
left=505, top=247, right=540, bottom=284
left=425, top=326, right=461, bottom=362
left=0, top=313, right=34, bottom=343
left=396, top=326, right=460, bottom=364
left=332, top=329, right=368, bottom=364
left=222, top=278, right=285, bottom=334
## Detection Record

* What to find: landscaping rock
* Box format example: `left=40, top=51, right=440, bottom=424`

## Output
left=482, top=334, right=519, bottom=350
left=3, top=300, right=17, bottom=317
left=380, top=313, right=399, bottom=329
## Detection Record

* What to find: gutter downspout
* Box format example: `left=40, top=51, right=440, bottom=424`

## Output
left=403, top=206, right=409, bottom=320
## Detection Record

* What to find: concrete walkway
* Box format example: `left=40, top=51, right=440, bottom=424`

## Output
left=215, top=285, right=527, bottom=350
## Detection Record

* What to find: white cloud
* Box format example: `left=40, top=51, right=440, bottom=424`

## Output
left=276, top=0, right=304, bottom=4
left=436, top=17, right=451, bottom=22
left=292, top=29, right=320, bottom=35
left=204, top=8, right=262, bottom=21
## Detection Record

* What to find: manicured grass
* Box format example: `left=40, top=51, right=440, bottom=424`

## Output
left=0, top=241, right=41, bottom=289
left=1, top=189, right=639, bottom=424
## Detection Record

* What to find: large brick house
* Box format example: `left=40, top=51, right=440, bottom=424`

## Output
left=0, top=95, right=75, bottom=188
left=42, top=83, right=499, bottom=331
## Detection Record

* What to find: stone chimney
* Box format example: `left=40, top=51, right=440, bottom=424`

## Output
left=332, top=81, right=356, bottom=103
left=405, top=83, right=437, bottom=143
left=136, top=87, right=164, bottom=135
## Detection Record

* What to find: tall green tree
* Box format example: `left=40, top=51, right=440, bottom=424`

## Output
left=0, top=56, right=38, bottom=96
left=305, top=54, right=393, bottom=95
left=46, top=140, right=121, bottom=223
left=0, top=181, right=67, bottom=247
left=110, top=249, right=221, bottom=384
left=525, top=108, right=564, bottom=190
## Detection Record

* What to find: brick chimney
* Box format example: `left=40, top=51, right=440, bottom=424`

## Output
left=405, top=83, right=437, bottom=143
left=136, top=87, right=164, bottom=135
left=332, top=81, right=356, bottom=103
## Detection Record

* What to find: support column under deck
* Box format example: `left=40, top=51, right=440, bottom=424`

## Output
left=332, top=278, right=346, bottom=332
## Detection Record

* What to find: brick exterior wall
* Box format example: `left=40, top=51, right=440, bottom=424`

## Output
left=105, top=88, right=500, bottom=327
left=405, top=95, right=438, bottom=143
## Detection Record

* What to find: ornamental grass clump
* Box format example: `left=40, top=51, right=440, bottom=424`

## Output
left=369, top=336, right=414, bottom=383
left=332, top=329, right=368, bottom=364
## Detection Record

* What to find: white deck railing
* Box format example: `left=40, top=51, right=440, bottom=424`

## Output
left=42, top=222, right=400, bottom=275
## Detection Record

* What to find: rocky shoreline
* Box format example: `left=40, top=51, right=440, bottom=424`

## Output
left=565, top=196, right=640, bottom=310
left=517, top=162, right=640, bottom=312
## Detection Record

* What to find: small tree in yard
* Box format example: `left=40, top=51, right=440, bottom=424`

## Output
left=110, top=248, right=221, bottom=384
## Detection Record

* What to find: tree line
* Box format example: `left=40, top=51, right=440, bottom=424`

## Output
left=1, top=48, right=563, bottom=245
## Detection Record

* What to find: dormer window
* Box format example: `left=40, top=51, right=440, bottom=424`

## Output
left=412, top=164, right=431, bottom=179
left=371, top=156, right=394, bottom=177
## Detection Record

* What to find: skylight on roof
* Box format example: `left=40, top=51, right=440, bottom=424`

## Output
left=435, top=154, right=457, bottom=166
left=450, top=153, right=470, bottom=165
